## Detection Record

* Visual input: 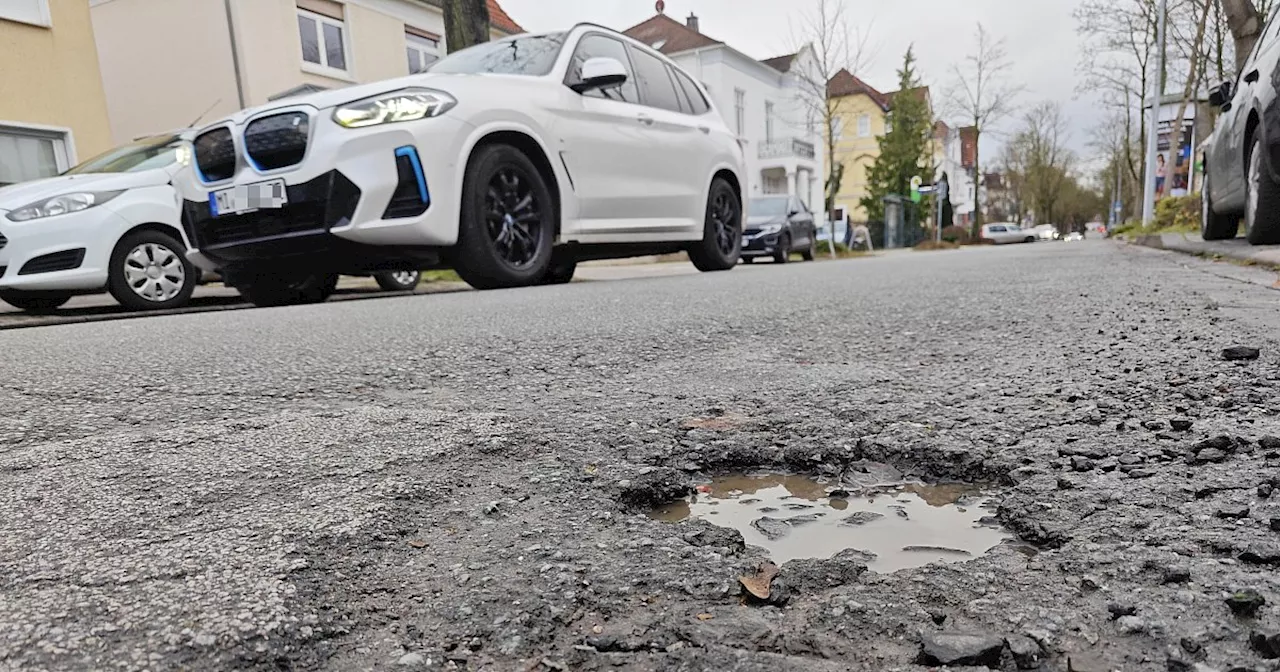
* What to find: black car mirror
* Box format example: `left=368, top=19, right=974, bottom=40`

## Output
left=1209, top=81, right=1233, bottom=109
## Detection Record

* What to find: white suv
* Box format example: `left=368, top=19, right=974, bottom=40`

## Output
left=179, top=24, right=746, bottom=307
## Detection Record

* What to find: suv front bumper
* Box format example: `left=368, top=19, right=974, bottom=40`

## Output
left=182, top=114, right=473, bottom=272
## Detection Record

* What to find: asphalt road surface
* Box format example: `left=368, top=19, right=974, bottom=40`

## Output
left=5, top=241, right=1280, bottom=671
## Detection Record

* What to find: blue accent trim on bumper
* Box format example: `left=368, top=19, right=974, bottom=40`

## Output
left=395, top=146, right=430, bottom=204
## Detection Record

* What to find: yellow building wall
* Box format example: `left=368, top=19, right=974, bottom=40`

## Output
left=828, top=94, right=888, bottom=222
left=0, top=0, right=113, bottom=161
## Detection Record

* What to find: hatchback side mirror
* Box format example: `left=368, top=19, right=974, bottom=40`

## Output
left=571, top=57, right=628, bottom=93
left=1209, top=81, right=1233, bottom=109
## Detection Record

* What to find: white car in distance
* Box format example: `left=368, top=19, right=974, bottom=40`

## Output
left=0, top=133, right=200, bottom=313
left=980, top=223, right=1037, bottom=245
left=179, top=24, right=747, bottom=307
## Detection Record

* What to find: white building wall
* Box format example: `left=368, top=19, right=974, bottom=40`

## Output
left=670, top=46, right=824, bottom=213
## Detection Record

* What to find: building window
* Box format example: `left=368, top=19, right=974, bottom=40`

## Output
left=734, top=89, right=746, bottom=136
left=832, top=117, right=844, bottom=140
left=857, top=114, right=871, bottom=137
left=0, top=125, right=70, bottom=187
left=765, top=101, right=775, bottom=142
left=884, top=114, right=893, bottom=134
left=406, top=29, right=441, bottom=74
left=0, top=0, right=50, bottom=27
left=297, top=4, right=348, bottom=73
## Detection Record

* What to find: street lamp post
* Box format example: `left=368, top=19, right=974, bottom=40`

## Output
left=1141, top=0, right=1168, bottom=225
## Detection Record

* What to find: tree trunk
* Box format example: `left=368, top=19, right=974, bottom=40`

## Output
left=444, top=0, right=490, bottom=54
left=1219, top=0, right=1263, bottom=73
left=1173, top=0, right=1213, bottom=177
left=971, top=127, right=982, bottom=239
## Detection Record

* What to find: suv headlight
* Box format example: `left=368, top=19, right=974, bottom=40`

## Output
left=6, top=191, right=124, bottom=222
left=333, top=88, right=457, bottom=129
left=760, top=223, right=783, bottom=234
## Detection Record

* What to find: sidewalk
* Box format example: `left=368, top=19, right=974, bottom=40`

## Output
left=1130, top=232, right=1280, bottom=268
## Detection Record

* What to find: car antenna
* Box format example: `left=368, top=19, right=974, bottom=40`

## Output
left=187, top=99, right=223, bottom=129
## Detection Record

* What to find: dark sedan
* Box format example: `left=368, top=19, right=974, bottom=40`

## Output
left=741, top=196, right=817, bottom=263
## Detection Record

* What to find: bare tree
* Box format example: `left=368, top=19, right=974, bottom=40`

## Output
left=947, top=24, right=1022, bottom=236
left=790, top=0, right=869, bottom=249
left=1075, top=0, right=1159, bottom=193
left=1017, top=102, right=1076, bottom=226
left=444, top=0, right=489, bottom=54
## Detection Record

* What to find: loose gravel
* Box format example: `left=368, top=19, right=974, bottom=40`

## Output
left=4, top=242, right=1280, bottom=671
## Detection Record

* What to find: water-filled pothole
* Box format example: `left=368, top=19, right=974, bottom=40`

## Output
left=650, top=472, right=1011, bottom=572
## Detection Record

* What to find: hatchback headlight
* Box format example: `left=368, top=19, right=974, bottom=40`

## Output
left=333, top=88, right=457, bottom=129
left=760, top=224, right=783, bottom=235
left=6, top=191, right=123, bottom=222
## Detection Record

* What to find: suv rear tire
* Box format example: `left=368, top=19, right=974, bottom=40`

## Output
left=1201, top=168, right=1239, bottom=241
left=688, top=178, right=741, bottom=272
left=453, top=144, right=555, bottom=290
left=238, top=273, right=339, bottom=308
left=375, top=270, right=422, bottom=291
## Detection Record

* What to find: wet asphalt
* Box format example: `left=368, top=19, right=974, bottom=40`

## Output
left=5, top=241, right=1280, bottom=671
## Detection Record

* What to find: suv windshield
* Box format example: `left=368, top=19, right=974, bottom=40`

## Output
left=750, top=197, right=789, bottom=218
left=429, top=33, right=567, bottom=76
left=65, top=136, right=187, bottom=175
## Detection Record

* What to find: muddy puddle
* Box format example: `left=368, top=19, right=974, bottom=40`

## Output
left=650, top=473, right=1011, bottom=571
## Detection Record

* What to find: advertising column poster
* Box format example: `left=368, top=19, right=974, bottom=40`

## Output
left=1155, top=102, right=1197, bottom=202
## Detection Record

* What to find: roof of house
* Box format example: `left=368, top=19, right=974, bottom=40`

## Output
left=486, top=0, right=523, bottom=35
left=621, top=13, right=722, bottom=55
left=828, top=69, right=890, bottom=110
left=887, top=86, right=930, bottom=105
left=762, top=52, right=797, bottom=72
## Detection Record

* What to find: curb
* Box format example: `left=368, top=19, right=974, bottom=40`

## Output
left=1129, top=232, right=1280, bottom=268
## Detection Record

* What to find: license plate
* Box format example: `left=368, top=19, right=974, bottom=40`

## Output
left=210, top=179, right=287, bottom=216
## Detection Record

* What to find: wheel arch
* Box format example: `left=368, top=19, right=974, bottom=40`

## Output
left=1246, top=108, right=1262, bottom=171
left=116, top=222, right=188, bottom=251
left=460, top=127, right=564, bottom=237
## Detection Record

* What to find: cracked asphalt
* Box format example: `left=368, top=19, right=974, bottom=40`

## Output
left=7, top=241, right=1280, bottom=671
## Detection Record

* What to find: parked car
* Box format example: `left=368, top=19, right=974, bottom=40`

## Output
left=1201, top=1, right=1280, bottom=244
left=0, top=132, right=202, bottom=314
left=980, top=223, right=1036, bottom=244
left=741, top=195, right=817, bottom=263
left=1064, top=231, right=1085, bottom=242
left=1031, top=224, right=1060, bottom=241
left=177, top=25, right=746, bottom=307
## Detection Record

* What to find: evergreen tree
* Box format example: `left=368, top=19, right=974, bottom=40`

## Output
left=860, top=47, right=935, bottom=223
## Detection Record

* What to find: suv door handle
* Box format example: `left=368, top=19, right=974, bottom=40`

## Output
left=637, top=114, right=655, bottom=126
left=697, top=125, right=711, bottom=134
left=1246, top=69, right=1260, bottom=83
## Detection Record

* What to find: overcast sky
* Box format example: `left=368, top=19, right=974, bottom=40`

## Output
left=501, top=0, right=1102, bottom=162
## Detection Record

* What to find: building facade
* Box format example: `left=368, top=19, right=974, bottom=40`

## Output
left=623, top=12, right=825, bottom=212
left=90, top=0, right=524, bottom=145
left=931, top=120, right=979, bottom=227
left=0, top=0, right=114, bottom=186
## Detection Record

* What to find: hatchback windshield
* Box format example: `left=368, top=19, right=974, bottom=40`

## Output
left=750, top=197, right=789, bottom=218
left=65, top=136, right=187, bottom=175
left=429, top=33, right=567, bottom=76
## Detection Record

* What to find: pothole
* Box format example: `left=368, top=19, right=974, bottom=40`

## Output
left=650, top=472, right=1011, bottom=572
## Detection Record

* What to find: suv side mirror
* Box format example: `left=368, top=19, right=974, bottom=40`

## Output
left=1209, top=81, right=1233, bottom=109
left=571, top=57, right=628, bottom=93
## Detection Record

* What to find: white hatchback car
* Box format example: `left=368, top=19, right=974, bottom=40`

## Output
left=178, top=24, right=746, bottom=307
left=0, top=133, right=201, bottom=313
left=980, top=223, right=1037, bottom=245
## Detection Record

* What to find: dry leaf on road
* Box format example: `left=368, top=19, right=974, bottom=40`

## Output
left=739, top=562, right=780, bottom=600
